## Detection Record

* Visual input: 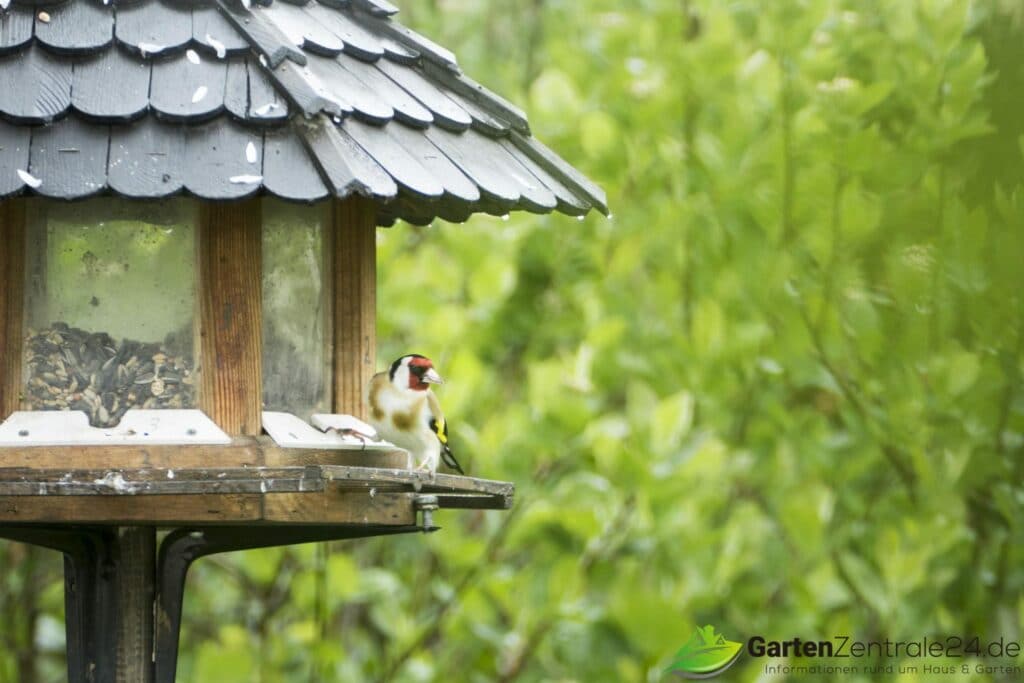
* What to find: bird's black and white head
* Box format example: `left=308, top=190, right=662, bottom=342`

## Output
left=389, top=354, right=444, bottom=392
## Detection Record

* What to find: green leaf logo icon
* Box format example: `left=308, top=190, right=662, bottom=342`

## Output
left=665, top=625, right=743, bottom=679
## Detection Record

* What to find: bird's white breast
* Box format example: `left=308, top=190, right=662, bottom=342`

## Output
left=370, top=384, right=440, bottom=468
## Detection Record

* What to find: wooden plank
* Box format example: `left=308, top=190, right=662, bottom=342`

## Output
left=198, top=199, right=263, bottom=435
left=113, top=527, right=155, bottom=683
left=422, top=61, right=531, bottom=134
left=224, top=59, right=249, bottom=120
left=320, top=465, right=515, bottom=497
left=71, top=49, right=151, bottom=122
left=35, top=2, right=114, bottom=54
left=225, top=58, right=293, bottom=123
left=0, top=443, right=264, bottom=470
left=216, top=0, right=307, bottom=69
left=487, top=134, right=558, bottom=212
left=331, top=197, right=376, bottom=418
left=443, top=87, right=511, bottom=137
left=0, top=475, right=325, bottom=497
left=108, top=117, right=187, bottom=198
left=305, top=53, right=394, bottom=125
left=0, top=437, right=409, bottom=469
left=434, top=199, right=476, bottom=225
left=382, top=195, right=474, bottom=226
left=192, top=6, right=251, bottom=56
left=28, top=117, right=110, bottom=199
left=0, top=494, right=263, bottom=523
left=0, top=121, right=31, bottom=196
left=424, top=125, right=520, bottom=206
left=388, top=196, right=442, bottom=227
left=262, top=1, right=345, bottom=56
left=497, top=137, right=589, bottom=216
left=0, top=464, right=512, bottom=518
left=343, top=118, right=443, bottom=200
left=0, top=199, right=25, bottom=421
left=351, top=0, right=399, bottom=17
left=336, top=51, right=433, bottom=128
left=267, top=60, right=350, bottom=118
left=114, top=0, right=193, bottom=57
left=383, top=121, right=479, bottom=203
left=0, top=466, right=316, bottom=482
left=509, top=131, right=608, bottom=214
left=262, top=490, right=416, bottom=525
left=246, top=61, right=290, bottom=122
left=150, top=52, right=228, bottom=121
left=304, top=4, right=384, bottom=62
left=353, top=14, right=457, bottom=70
left=184, top=120, right=264, bottom=200
left=0, top=464, right=512, bottom=495
left=298, top=115, right=397, bottom=199
left=0, top=6, right=33, bottom=54
left=375, top=59, right=471, bottom=131
left=263, top=446, right=407, bottom=468
left=262, top=126, right=329, bottom=202
left=0, top=48, right=73, bottom=123
left=0, top=489, right=490, bottom=523
left=378, top=37, right=419, bottom=66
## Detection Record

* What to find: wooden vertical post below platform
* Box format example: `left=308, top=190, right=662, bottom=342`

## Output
left=0, top=200, right=25, bottom=421
left=331, top=198, right=377, bottom=418
left=113, top=527, right=156, bottom=683
left=198, top=200, right=263, bottom=435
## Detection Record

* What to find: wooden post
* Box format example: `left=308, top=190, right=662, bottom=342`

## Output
left=331, top=198, right=377, bottom=418
left=198, top=200, right=263, bottom=435
left=113, top=527, right=156, bottom=683
left=0, top=200, right=25, bottom=421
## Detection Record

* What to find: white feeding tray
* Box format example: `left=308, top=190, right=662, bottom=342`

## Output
left=0, top=410, right=231, bottom=447
left=262, top=411, right=399, bottom=451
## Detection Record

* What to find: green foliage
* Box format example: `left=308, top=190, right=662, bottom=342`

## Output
left=2, top=1, right=1023, bottom=681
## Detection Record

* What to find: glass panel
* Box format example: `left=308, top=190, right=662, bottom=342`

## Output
left=261, top=199, right=330, bottom=420
left=23, top=199, right=197, bottom=427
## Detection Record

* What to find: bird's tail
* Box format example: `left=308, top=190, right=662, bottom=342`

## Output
left=441, top=444, right=464, bottom=475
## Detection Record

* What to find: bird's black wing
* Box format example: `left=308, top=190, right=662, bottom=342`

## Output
left=428, top=414, right=464, bottom=475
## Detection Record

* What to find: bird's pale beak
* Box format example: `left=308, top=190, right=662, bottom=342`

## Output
left=423, top=368, right=444, bottom=385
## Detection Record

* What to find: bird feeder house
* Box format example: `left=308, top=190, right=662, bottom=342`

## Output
left=0, top=0, right=606, bottom=680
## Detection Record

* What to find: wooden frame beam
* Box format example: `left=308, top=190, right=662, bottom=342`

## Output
left=331, top=197, right=377, bottom=418
left=0, top=199, right=25, bottom=421
left=0, top=436, right=408, bottom=469
left=198, top=200, right=263, bottom=435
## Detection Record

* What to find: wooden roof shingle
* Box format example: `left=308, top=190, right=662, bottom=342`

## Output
left=0, top=0, right=606, bottom=224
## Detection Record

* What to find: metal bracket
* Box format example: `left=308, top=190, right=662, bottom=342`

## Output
left=415, top=494, right=441, bottom=533
left=153, top=524, right=420, bottom=683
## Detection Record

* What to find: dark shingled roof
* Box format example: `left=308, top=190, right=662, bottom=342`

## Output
left=0, top=0, right=607, bottom=225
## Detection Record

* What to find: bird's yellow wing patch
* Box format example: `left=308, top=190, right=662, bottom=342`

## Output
left=427, top=392, right=448, bottom=445
left=430, top=416, right=448, bottom=445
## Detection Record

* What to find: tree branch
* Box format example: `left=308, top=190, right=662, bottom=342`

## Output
left=796, top=299, right=918, bottom=497
left=375, top=504, right=525, bottom=683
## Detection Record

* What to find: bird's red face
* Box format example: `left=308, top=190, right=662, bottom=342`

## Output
left=405, top=355, right=444, bottom=391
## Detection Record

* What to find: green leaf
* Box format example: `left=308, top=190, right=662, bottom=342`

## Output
left=945, top=351, right=981, bottom=397
left=666, top=625, right=743, bottom=677
left=651, top=391, right=695, bottom=457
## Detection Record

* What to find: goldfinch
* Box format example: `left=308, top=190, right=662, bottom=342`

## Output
left=366, top=354, right=464, bottom=475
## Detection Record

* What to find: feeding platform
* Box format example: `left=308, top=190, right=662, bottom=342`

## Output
left=0, top=0, right=604, bottom=680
